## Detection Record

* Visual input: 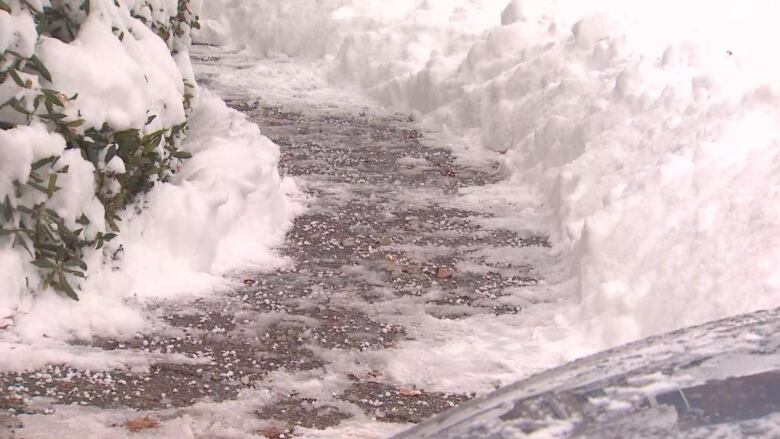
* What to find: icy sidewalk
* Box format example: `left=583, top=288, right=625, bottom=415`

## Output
left=2, top=50, right=575, bottom=438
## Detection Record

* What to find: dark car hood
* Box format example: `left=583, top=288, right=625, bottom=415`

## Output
left=393, top=307, right=780, bottom=438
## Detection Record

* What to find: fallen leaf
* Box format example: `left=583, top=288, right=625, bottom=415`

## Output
left=125, top=416, right=160, bottom=432
left=257, top=426, right=290, bottom=439
left=398, top=386, right=423, bottom=397
left=243, top=278, right=257, bottom=286
left=436, top=267, right=455, bottom=279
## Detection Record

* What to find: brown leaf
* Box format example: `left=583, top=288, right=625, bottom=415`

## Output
left=257, top=426, right=290, bottom=439
left=125, top=416, right=160, bottom=432
left=398, top=386, right=423, bottom=397
left=436, top=267, right=455, bottom=279
left=243, top=278, right=257, bottom=286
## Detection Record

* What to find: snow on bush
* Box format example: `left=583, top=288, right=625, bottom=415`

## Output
left=202, top=0, right=780, bottom=350
left=9, top=90, right=298, bottom=341
left=1, top=0, right=199, bottom=300
left=1, top=0, right=297, bottom=340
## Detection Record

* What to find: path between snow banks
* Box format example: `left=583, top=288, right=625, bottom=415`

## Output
left=1, top=49, right=574, bottom=438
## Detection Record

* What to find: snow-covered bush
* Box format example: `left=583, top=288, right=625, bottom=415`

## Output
left=1, top=0, right=200, bottom=299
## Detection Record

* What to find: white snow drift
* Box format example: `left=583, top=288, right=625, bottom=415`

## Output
left=200, top=0, right=780, bottom=350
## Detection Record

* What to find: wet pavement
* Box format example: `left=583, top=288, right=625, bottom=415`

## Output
left=0, top=51, right=551, bottom=437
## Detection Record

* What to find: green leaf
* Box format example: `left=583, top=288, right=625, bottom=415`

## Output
left=31, top=258, right=55, bottom=269
left=27, top=180, right=48, bottom=194
left=28, top=171, right=43, bottom=184
left=84, top=143, right=99, bottom=167
left=27, top=54, right=52, bottom=83
left=41, top=89, right=63, bottom=105
left=65, top=118, right=85, bottom=128
left=36, top=243, right=61, bottom=253
left=8, top=69, right=25, bottom=88
left=45, top=208, right=60, bottom=219
left=0, top=0, right=12, bottom=13
left=46, top=174, right=58, bottom=198
left=32, top=156, right=57, bottom=171
left=16, top=205, right=34, bottom=215
left=172, top=150, right=192, bottom=159
left=170, top=122, right=187, bottom=137
left=57, top=272, right=79, bottom=301
left=1, top=196, right=13, bottom=221
left=40, top=112, right=67, bottom=121
left=9, top=98, right=31, bottom=116
left=76, top=213, right=90, bottom=226
left=13, top=234, right=33, bottom=257
left=64, top=258, right=87, bottom=271
left=63, top=269, right=86, bottom=278
left=105, top=144, right=117, bottom=165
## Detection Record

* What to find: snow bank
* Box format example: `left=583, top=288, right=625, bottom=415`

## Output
left=1, top=1, right=298, bottom=343
left=195, top=0, right=503, bottom=60
left=202, top=0, right=780, bottom=350
left=91, top=90, right=296, bottom=302
left=8, top=90, right=298, bottom=341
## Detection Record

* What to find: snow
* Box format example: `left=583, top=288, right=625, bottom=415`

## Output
left=0, top=124, right=65, bottom=198
left=48, top=149, right=106, bottom=233
left=3, top=0, right=780, bottom=435
left=0, top=340, right=204, bottom=372
left=0, top=124, right=68, bottom=323
left=2, top=89, right=300, bottom=344
left=1, top=2, right=299, bottom=347
left=0, top=8, right=37, bottom=57
left=38, top=17, right=177, bottom=131
left=12, top=396, right=406, bottom=439
left=87, top=90, right=299, bottom=301
left=200, top=0, right=780, bottom=352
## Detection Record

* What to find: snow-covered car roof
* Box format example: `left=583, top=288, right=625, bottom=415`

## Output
left=393, top=307, right=780, bottom=438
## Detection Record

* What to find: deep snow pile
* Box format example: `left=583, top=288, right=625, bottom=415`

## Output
left=7, top=90, right=299, bottom=342
left=1, top=1, right=297, bottom=342
left=201, top=0, right=780, bottom=350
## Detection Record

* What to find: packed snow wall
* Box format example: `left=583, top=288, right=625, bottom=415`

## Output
left=200, top=0, right=780, bottom=350
left=1, top=0, right=297, bottom=339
